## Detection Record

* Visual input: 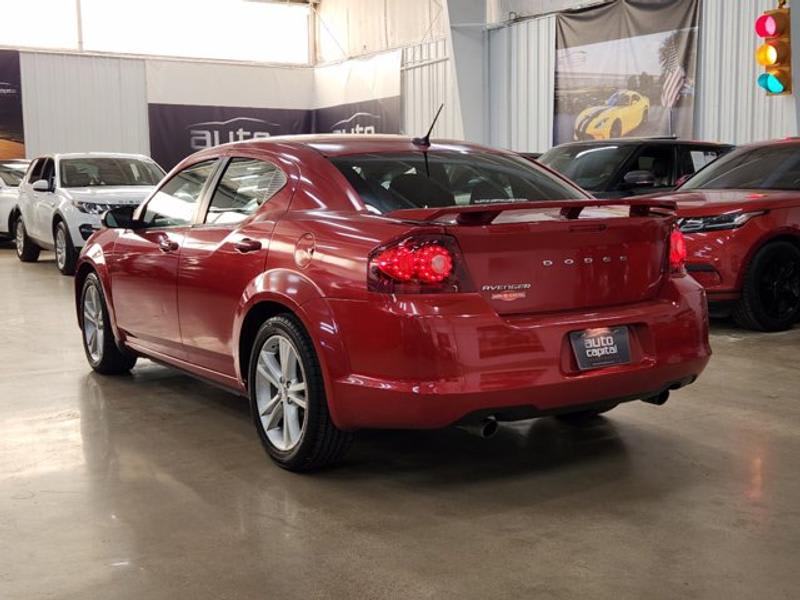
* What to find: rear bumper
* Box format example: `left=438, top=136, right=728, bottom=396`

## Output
left=321, top=276, right=711, bottom=430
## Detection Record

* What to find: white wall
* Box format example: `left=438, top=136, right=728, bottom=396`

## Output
left=401, top=39, right=464, bottom=139
left=695, top=0, right=796, bottom=144
left=20, top=52, right=150, bottom=157
left=488, top=15, right=556, bottom=152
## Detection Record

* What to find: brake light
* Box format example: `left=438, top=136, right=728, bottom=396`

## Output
left=669, top=228, right=687, bottom=274
left=368, top=235, right=471, bottom=293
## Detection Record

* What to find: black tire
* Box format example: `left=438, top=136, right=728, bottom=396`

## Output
left=14, top=218, right=40, bottom=263
left=249, top=314, right=352, bottom=471
left=557, top=403, right=618, bottom=425
left=610, top=120, right=622, bottom=139
left=642, top=108, right=649, bottom=124
left=54, top=220, right=77, bottom=276
left=80, top=272, right=137, bottom=375
left=733, top=241, right=800, bottom=332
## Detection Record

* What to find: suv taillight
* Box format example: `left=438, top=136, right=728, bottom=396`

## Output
left=368, top=234, right=473, bottom=293
left=669, top=228, right=687, bottom=274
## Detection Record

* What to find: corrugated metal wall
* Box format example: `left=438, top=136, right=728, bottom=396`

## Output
left=488, top=15, right=556, bottom=153
left=401, top=38, right=464, bottom=139
left=20, top=52, right=150, bottom=158
left=695, top=0, right=796, bottom=144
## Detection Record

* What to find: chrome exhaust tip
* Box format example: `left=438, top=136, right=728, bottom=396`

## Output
left=458, top=416, right=499, bottom=439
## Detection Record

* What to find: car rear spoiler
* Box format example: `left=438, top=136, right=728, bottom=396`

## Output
left=387, top=198, right=677, bottom=226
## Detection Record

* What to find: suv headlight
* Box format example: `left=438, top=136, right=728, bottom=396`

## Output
left=72, top=200, right=107, bottom=215
left=679, top=211, right=765, bottom=234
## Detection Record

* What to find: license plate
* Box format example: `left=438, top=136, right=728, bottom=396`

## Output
left=569, top=326, right=631, bottom=371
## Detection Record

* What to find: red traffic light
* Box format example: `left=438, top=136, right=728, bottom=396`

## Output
left=756, top=12, right=788, bottom=38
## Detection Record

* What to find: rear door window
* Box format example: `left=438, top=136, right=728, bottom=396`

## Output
left=204, top=157, right=287, bottom=225
left=678, top=146, right=726, bottom=178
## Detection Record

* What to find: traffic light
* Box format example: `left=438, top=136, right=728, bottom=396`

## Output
left=755, top=6, right=792, bottom=95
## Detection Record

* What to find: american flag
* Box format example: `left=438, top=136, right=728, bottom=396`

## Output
left=661, top=43, right=686, bottom=108
left=661, top=65, right=686, bottom=108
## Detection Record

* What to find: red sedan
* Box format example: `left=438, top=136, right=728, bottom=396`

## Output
left=74, top=135, right=710, bottom=470
left=655, top=140, right=800, bottom=331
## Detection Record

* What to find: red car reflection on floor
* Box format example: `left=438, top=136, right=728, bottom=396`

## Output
left=74, top=135, right=710, bottom=471
left=652, top=140, right=800, bottom=331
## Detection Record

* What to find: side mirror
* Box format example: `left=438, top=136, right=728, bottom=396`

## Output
left=623, top=170, right=656, bottom=188
left=102, top=205, right=141, bottom=229
left=32, top=179, right=51, bottom=192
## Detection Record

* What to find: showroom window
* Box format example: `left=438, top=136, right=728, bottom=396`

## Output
left=0, top=0, right=310, bottom=64
left=80, top=0, right=310, bottom=64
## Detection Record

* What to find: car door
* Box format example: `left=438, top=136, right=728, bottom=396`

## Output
left=110, top=159, right=219, bottom=360
left=17, top=158, right=42, bottom=234
left=177, top=153, right=293, bottom=378
left=31, top=158, right=57, bottom=244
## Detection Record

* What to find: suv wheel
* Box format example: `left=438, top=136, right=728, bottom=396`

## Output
left=80, top=273, right=137, bottom=374
left=733, top=241, right=800, bottom=331
left=15, top=218, right=40, bottom=263
left=249, top=314, right=353, bottom=471
left=54, top=220, right=77, bottom=276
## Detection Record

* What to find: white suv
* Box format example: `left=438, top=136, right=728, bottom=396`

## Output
left=15, top=153, right=165, bottom=274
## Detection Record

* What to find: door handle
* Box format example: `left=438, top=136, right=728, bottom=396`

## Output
left=234, top=238, right=262, bottom=253
left=158, top=236, right=179, bottom=253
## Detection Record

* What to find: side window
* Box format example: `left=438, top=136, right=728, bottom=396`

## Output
left=679, top=147, right=723, bottom=177
left=142, top=160, right=217, bottom=228
left=625, top=145, right=674, bottom=188
left=204, top=157, right=287, bottom=225
left=27, top=158, right=43, bottom=184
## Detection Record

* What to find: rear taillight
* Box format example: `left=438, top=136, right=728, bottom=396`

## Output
left=368, top=235, right=472, bottom=293
left=669, top=228, right=687, bottom=274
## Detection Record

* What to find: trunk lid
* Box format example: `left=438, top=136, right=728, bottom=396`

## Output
left=390, top=199, right=675, bottom=315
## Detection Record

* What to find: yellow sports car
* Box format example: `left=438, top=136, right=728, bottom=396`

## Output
left=574, top=90, right=650, bottom=140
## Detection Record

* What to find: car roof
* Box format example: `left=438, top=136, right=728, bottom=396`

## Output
left=208, top=134, right=512, bottom=158
left=36, top=152, right=153, bottom=160
left=547, top=138, right=734, bottom=150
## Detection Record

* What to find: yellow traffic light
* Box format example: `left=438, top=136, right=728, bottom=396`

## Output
left=756, top=7, right=792, bottom=95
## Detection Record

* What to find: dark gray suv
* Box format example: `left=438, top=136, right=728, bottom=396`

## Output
left=539, top=138, right=734, bottom=199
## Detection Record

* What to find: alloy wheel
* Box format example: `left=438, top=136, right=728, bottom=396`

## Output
left=83, top=285, right=105, bottom=364
left=254, top=334, right=307, bottom=452
left=55, top=227, right=66, bottom=270
left=759, top=255, right=800, bottom=320
left=15, top=220, right=24, bottom=256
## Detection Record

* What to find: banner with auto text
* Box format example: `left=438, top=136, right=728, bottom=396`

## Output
left=554, top=0, right=699, bottom=145
left=147, top=51, right=401, bottom=169
left=0, top=50, right=25, bottom=159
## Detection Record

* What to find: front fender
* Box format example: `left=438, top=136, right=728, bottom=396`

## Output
left=75, top=235, right=125, bottom=344
left=232, top=269, right=352, bottom=429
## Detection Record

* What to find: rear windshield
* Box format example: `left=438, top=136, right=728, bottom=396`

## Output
left=0, top=162, right=27, bottom=187
left=60, top=158, right=165, bottom=188
left=329, top=150, right=585, bottom=214
left=681, top=144, right=800, bottom=191
left=539, top=144, right=635, bottom=191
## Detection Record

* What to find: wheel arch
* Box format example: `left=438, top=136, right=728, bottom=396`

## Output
left=7, top=205, right=19, bottom=233
left=736, top=230, right=800, bottom=289
left=73, top=255, right=125, bottom=344
left=234, top=270, right=349, bottom=429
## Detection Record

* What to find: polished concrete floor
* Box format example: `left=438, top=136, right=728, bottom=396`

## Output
left=1, top=245, right=799, bottom=600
